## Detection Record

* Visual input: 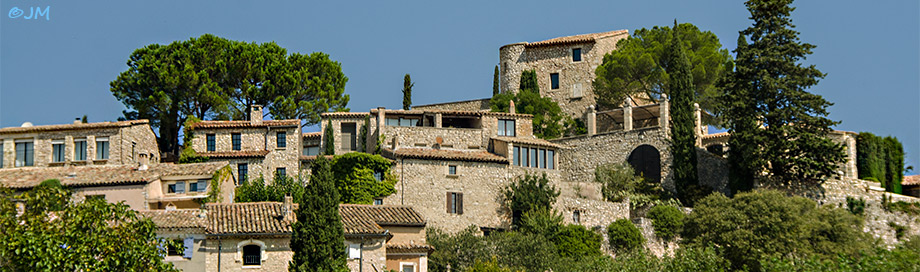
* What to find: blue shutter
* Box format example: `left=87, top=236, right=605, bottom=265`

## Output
left=183, top=237, right=194, bottom=258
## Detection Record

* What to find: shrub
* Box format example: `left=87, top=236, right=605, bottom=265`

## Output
left=553, top=224, right=602, bottom=258
left=596, top=162, right=644, bottom=202
left=846, top=196, right=866, bottom=215
left=519, top=208, right=563, bottom=238
left=890, top=222, right=908, bottom=240
left=504, top=173, right=559, bottom=229
left=607, top=219, right=645, bottom=253
left=647, top=205, right=684, bottom=241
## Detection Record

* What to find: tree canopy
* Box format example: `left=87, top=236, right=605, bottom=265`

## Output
left=503, top=173, right=559, bottom=229
left=719, top=0, right=843, bottom=192
left=111, top=34, right=349, bottom=155
left=593, top=23, right=732, bottom=115
left=0, top=185, right=179, bottom=271
left=491, top=90, right=565, bottom=139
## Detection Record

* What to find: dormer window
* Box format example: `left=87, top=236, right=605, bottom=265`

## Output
left=573, top=48, right=582, bottom=62
left=498, top=119, right=516, bottom=137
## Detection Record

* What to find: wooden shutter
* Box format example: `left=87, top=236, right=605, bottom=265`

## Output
left=446, top=192, right=452, bottom=213
left=183, top=237, right=194, bottom=258
left=457, top=193, right=464, bottom=215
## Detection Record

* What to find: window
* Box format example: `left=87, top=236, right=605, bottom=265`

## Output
left=238, top=163, right=248, bottom=184
left=373, top=199, right=383, bottom=205
left=387, top=117, right=420, bottom=127
left=386, top=118, right=399, bottom=126
left=447, top=192, right=463, bottom=214
left=498, top=119, right=515, bottom=137
left=373, top=171, right=383, bottom=181
left=539, top=149, right=546, bottom=169
left=522, top=147, right=529, bottom=167
left=341, top=123, right=357, bottom=151
left=231, top=133, right=241, bottom=150
left=548, top=150, right=555, bottom=170
left=168, top=182, right=186, bottom=194
left=304, top=145, right=320, bottom=156
left=242, top=244, right=261, bottom=266
left=573, top=210, right=581, bottom=224
left=189, top=180, right=208, bottom=193
left=573, top=48, right=582, bottom=62
left=550, top=73, right=559, bottom=89
left=276, top=132, right=286, bottom=148
left=530, top=148, right=537, bottom=169
left=206, top=134, right=215, bottom=151
left=347, top=243, right=361, bottom=259
left=448, top=165, right=457, bottom=175
left=74, top=139, right=87, bottom=161
left=401, top=263, right=417, bottom=272
left=15, top=140, right=33, bottom=167
left=276, top=167, right=286, bottom=178
left=96, top=137, right=109, bottom=160
left=513, top=146, right=520, bottom=166
left=52, top=140, right=65, bottom=162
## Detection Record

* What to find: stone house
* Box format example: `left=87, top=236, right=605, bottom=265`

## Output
left=187, top=105, right=302, bottom=184
left=0, top=119, right=160, bottom=169
left=141, top=199, right=430, bottom=272
left=903, top=175, right=920, bottom=197
left=0, top=161, right=235, bottom=210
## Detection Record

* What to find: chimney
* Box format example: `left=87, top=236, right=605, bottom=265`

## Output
left=74, top=118, right=81, bottom=124
left=509, top=100, right=516, bottom=114
left=251, top=105, right=263, bottom=125
left=282, top=194, right=293, bottom=220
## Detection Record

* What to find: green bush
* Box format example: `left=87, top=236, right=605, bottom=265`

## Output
left=845, top=196, right=866, bottom=215
left=890, top=222, right=908, bottom=240
left=553, top=224, right=602, bottom=258
left=607, top=219, right=645, bottom=253
left=647, top=205, right=684, bottom=241
left=504, top=173, right=559, bottom=229
left=519, top=208, right=562, bottom=238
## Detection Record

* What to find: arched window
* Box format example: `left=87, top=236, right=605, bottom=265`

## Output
left=242, top=244, right=261, bottom=266
left=627, top=144, right=661, bottom=184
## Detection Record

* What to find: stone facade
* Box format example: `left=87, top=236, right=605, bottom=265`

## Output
left=205, top=237, right=293, bottom=272
left=499, top=30, right=629, bottom=119
left=0, top=120, right=159, bottom=168
left=412, top=98, right=491, bottom=112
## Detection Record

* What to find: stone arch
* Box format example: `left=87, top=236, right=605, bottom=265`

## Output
left=627, top=144, right=661, bottom=184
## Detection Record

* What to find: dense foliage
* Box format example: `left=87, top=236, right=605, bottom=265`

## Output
left=856, top=132, right=905, bottom=193
left=504, top=173, right=559, bottom=229
left=492, top=65, right=500, bottom=96
left=0, top=185, right=179, bottom=271
left=331, top=152, right=397, bottom=204
left=719, top=0, right=843, bottom=193
left=666, top=21, right=701, bottom=206
left=402, top=74, right=414, bottom=110
left=519, top=69, right=539, bottom=94
left=490, top=90, right=565, bottom=139
left=606, top=219, right=645, bottom=253
left=235, top=175, right=307, bottom=203
left=647, top=205, right=684, bottom=241
left=682, top=190, right=873, bottom=271
left=593, top=23, right=731, bottom=114
left=595, top=162, right=675, bottom=207
left=111, top=34, right=349, bottom=155
left=553, top=224, right=603, bottom=258
left=560, top=246, right=731, bottom=272
left=290, top=156, right=348, bottom=272
left=846, top=196, right=866, bottom=216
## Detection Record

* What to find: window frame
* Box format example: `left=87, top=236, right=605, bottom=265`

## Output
left=498, top=119, right=516, bottom=137
left=73, top=139, right=87, bottom=161
left=238, top=163, right=248, bottom=184
left=231, top=133, right=242, bottom=151
left=276, top=167, right=286, bottom=178
left=241, top=244, right=262, bottom=266
left=572, top=48, right=582, bottom=62
left=448, top=165, right=457, bottom=176
left=373, top=199, right=383, bottom=205
left=400, top=262, right=417, bottom=272
left=276, top=131, right=287, bottom=148
left=573, top=210, right=581, bottom=224
left=167, top=181, right=186, bottom=194
left=95, top=137, right=109, bottom=160
left=550, top=73, right=560, bottom=90
left=206, top=134, right=216, bottom=152
left=513, top=146, right=520, bottom=166
left=447, top=192, right=463, bottom=214
left=52, top=140, right=65, bottom=163
left=15, top=140, right=34, bottom=167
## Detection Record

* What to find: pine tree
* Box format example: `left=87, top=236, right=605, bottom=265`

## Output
left=720, top=0, right=843, bottom=192
left=402, top=74, right=414, bottom=110
left=493, top=65, right=500, bottom=96
left=290, top=156, right=347, bottom=272
left=667, top=21, right=699, bottom=203
left=323, top=119, right=335, bottom=155
left=519, top=70, right=539, bottom=93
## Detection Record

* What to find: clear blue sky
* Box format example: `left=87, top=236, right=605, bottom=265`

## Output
left=1, top=1, right=918, bottom=171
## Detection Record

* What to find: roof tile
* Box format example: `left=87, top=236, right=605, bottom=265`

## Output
left=0, top=120, right=149, bottom=134
left=524, top=30, right=628, bottom=47
left=199, top=150, right=271, bottom=158
left=0, top=161, right=228, bottom=189
left=189, top=120, right=299, bottom=129
left=382, top=148, right=508, bottom=163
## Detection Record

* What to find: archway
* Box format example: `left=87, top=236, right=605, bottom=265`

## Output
left=627, top=144, right=661, bottom=184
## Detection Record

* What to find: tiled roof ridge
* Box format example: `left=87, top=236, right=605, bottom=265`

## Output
left=368, top=108, right=532, bottom=118
left=189, top=119, right=300, bottom=129
left=412, top=98, right=491, bottom=108
left=0, top=119, right=149, bottom=133
left=382, top=147, right=508, bottom=163
left=199, top=150, right=271, bottom=158
left=503, top=29, right=629, bottom=48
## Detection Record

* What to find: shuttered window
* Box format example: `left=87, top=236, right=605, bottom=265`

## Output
left=446, top=192, right=463, bottom=214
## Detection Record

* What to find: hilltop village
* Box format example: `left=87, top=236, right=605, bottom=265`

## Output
left=1, top=29, right=917, bottom=272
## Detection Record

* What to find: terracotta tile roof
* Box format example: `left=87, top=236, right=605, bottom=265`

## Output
left=387, top=243, right=435, bottom=254
left=0, top=161, right=227, bottom=189
left=493, top=136, right=565, bottom=149
left=302, top=132, right=322, bottom=139
left=370, top=108, right=533, bottom=119
left=189, top=119, right=300, bottom=129
left=382, top=148, right=508, bottom=163
left=205, top=202, right=296, bottom=235
left=522, top=30, right=629, bottom=48
left=139, top=209, right=206, bottom=230
left=0, top=120, right=149, bottom=134
left=199, top=150, right=271, bottom=158
left=340, top=204, right=425, bottom=235
left=320, top=112, right=370, bottom=118
left=903, top=175, right=920, bottom=186
left=300, top=155, right=336, bottom=161
left=702, top=132, right=730, bottom=140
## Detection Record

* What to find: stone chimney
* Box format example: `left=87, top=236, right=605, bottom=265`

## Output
left=623, top=98, right=633, bottom=131
left=659, top=94, right=670, bottom=133
left=282, top=194, right=294, bottom=220
left=74, top=118, right=81, bottom=124
left=250, top=105, right=263, bottom=125
left=509, top=100, right=516, bottom=114
left=587, top=105, right=596, bottom=136
left=377, top=107, right=386, bottom=129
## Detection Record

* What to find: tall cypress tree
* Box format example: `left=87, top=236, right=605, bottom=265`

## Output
left=667, top=21, right=699, bottom=203
left=402, top=74, right=413, bottom=110
left=323, top=119, right=335, bottom=155
left=519, top=69, right=539, bottom=93
left=290, top=156, right=347, bottom=272
left=720, top=0, right=843, bottom=192
left=493, top=65, right=500, bottom=96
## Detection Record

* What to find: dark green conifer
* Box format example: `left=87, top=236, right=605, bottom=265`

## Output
left=667, top=20, right=699, bottom=203
left=289, top=156, right=347, bottom=272
left=323, top=119, right=335, bottom=155
left=519, top=70, right=539, bottom=93
left=493, top=65, right=500, bottom=96
left=402, top=74, right=413, bottom=110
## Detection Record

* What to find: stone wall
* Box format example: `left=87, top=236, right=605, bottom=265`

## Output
left=205, top=237, right=293, bottom=272
left=814, top=177, right=920, bottom=247
left=552, top=127, right=673, bottom=191
left=413, top=99, right=491, bottom=112
left=696, top=149, right=729, bottom=195
left=499, top=33, right=627, bottom=119
left=383, top=126, right=484, bottom=150
left=0, top=122, right=159, bottom=168
left=345, top=237, right=387, bottom=272
left=555, top=197, right=629, bottom=230
left=190, top=126, right=301, bottom=183
left=321, top=115, right=371, bottom=155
